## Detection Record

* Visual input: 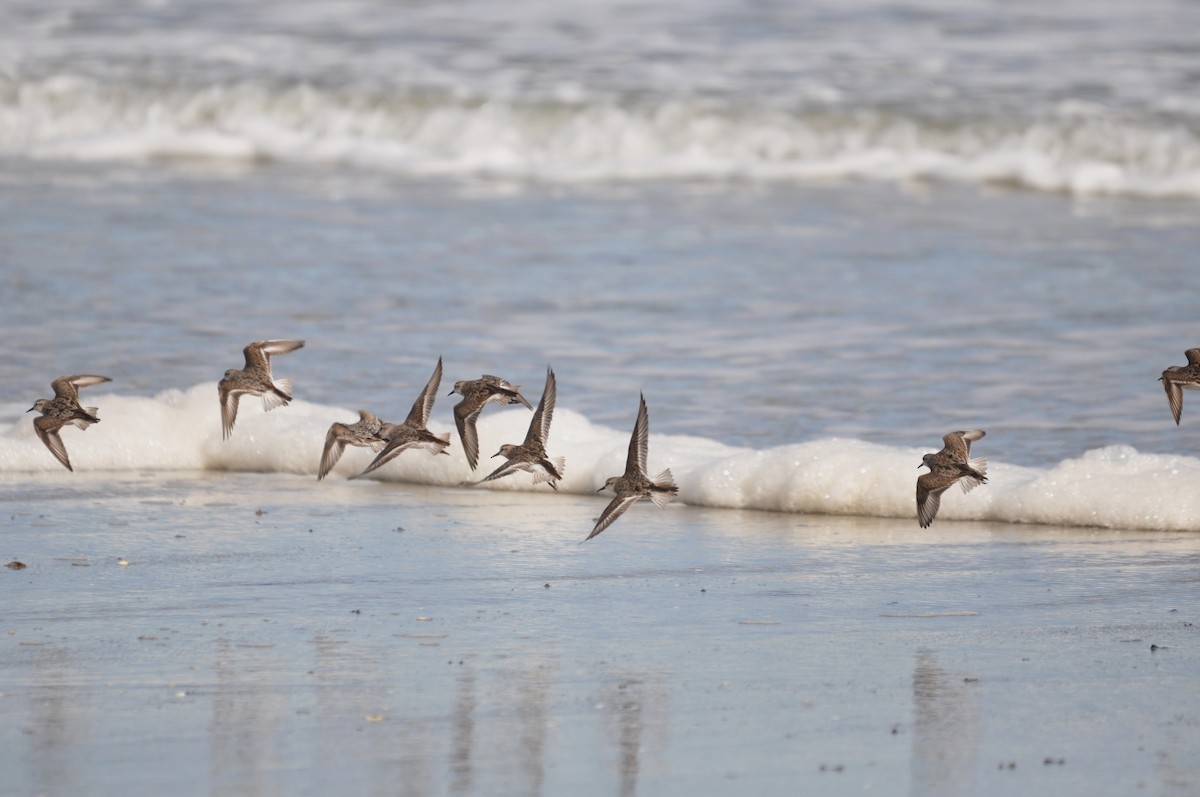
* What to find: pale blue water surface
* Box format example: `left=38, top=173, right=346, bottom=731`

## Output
left=3, top=0, right=1200, bottom=794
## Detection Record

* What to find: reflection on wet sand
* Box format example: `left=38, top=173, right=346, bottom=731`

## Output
left=20, top=646, right=83, bottom=797
left=601, top=672, right=670, bottom=797
left=211, top=637, right=284, bottom=797
left=910, top=648, right=980, bottom=796
left=459, top=658, right=556, bottom=795
left=514, top=664, right=550, bottom=796
left=449, top=667, right=475, bottom=795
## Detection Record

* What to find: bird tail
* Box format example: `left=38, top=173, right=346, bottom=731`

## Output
left=649, top=469, right=679, bottom=507
left=261, top=378, right=293, bottom=411
left=510, top=388, right=533, bottom=410
left=958, top=456, right=988, bottom=493
left=531, top=456, right=566, bottom=489
left=420, top=431, right=452, bottom=456
left=72, top=407, right=101, bottom=429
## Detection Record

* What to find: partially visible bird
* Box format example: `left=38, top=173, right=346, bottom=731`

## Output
left=354, top=357, right=451, bottom=478
left=475, top=368, right=563, bottom=490
left=218, top=339, right=305, bottom=439
left=584, top=393, right=678, bottom=542
left=27, top=374, right=112, bottom=472
left=449, top=373, right=532, bottom=470
left=916, top=429, right=988, bottom=528
left=317, top=409, right=386, bottom=480
left=1160, top=348, right=1200, bottom=426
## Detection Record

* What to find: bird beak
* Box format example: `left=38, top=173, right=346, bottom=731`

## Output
left=447, top=390, right=454, bottom=396
left=596, top=485, right=607, bottom=492
left=491, top=451, right=501, bottom=458
left=26, top=405, right=35, bottom=413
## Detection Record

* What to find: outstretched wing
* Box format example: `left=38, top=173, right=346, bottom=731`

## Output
left=624, top=393, right=649, bottom=479
left=244, top=339, right=305, bottom=371
left=1163, top=374, right=1185, bottom=425
left=476, top=457, right=521, bottom=486
left=50, top=375, right=111, bottom=403
left=317, top=423, right=349, bottom=480
left=915, top=473, right=948, bottom=529
left=942, top=429, right=985, bottom=462
left=523, top=368, right=556, bottom=447
left=33, top=415, right=73, bottom=472
left=454, top=395, right=486, bottom=470
left=219, top=383, right=245, bottom=440
left=354, top=435, right=419, bottom=479
left=405, top=357, right=443, bottom=428
left=585, top=494, right=641, bottom=542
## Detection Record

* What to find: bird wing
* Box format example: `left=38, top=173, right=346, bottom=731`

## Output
left=625, top=393, right=650, bottom=478
left=476, top=457, right=521, bottom=485
left=244, top=339, right=305, bottom=371
left=1163, top=374, right=1185, bottom=425
left=405, top=357, right=443, bottom=427
left=915, top=473, right=947, bottom=529
left=454, top=395, right=486, bottom=470
left=50, top=374, right=111, bottom=402
left=357, top=409, right=384, bottom=437
left=33, top=415, right=73, bottom=471
left=317, top=423, right=349, bottom=480
left=585, top=493, right=642, bottom=542
left=942, top=429, right=985, bottom=461
left=524, top=368, right=556, bottom=447
left=219, top=384, right=245, bottom=440
left=354, top=433, right=420, bottom=478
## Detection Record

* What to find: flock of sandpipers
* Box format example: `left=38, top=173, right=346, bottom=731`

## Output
left=23, top=342, right=1200, bottom=537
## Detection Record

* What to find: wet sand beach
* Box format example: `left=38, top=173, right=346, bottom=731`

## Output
left=3, top=473, right=1198, bottom=796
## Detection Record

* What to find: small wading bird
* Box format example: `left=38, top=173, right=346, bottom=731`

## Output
left=916, top=429, right=988, bottom=529
left=28, top=375, right=112, bottom=472
left=317, top=409, right=385, bottom=480
left=353, top=357, right=451, bottom=479
left=585, top=393, right=678, bottom=542
left=218, top=339, right=305, bottom=439
left=1159, top=348, right=1200, bottom=426
left=449, top=373, right=532, bottom=470
left=475, top=368, right=563, bottom=490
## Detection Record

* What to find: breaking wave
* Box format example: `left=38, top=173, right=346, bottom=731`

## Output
left=4, top=76, right=1200, bottom=198
left=2, top=383, right=1198, bottom=532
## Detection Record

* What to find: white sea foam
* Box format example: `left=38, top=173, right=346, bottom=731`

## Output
left=2, top=384, right=1197, bottom=532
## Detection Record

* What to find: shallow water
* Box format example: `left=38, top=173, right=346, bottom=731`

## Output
left=3, top=162, right=1200, bottom=530
left=4, top=473, right=1199, bottom=796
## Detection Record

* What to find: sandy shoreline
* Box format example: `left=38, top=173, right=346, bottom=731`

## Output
left=3, top=472, right=1199, bottom=796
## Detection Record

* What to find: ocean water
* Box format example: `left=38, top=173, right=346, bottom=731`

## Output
left=2, top=165, right=1199, bottom=531
left=3, top=0, right=1200, bottom=537
left=3, top=0, right=1200, bottom=195
left=4, top=3, right=1200, bottom=795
